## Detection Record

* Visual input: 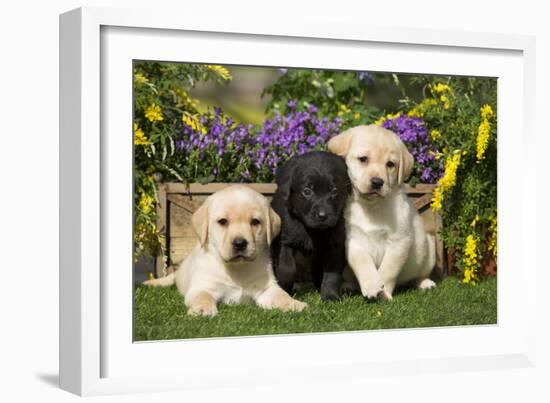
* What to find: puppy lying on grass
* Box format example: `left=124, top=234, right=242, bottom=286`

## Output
left=144, top=185, right=307, bottom=316
left=271, top=151, right=351, bottom=300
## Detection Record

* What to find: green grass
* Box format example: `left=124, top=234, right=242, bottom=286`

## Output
left=134, top=276, right=497, bottom=341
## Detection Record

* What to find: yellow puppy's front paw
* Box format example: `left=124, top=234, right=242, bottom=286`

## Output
left=361, top=279, right=385, bottom=300
left=187, top=303, right=218, bottom=316
left=378, top=289, right=393, bottom=301
left=280, top=298, right=308, bottom=312
left=417, top=278, right=436, bottom=291
left=188, top=303, right=218, bottom=317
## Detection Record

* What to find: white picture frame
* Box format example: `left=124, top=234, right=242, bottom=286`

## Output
left=59, top=6, right=537, bottom=396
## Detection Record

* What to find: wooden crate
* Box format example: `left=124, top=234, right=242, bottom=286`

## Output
left=155, top=182, right=445, bottom=278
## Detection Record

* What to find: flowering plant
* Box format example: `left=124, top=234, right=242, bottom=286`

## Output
left=396, top=77, right=498, bottom=284
left=157, top=103, right=343, bottom=185
left=248, top=102, right=342, bottom=182
left=262, top=69, right=382, bottom=129
left=133, top=62, right=232, bottom=261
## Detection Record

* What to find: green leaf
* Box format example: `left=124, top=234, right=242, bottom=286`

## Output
left=333, top=75, right=358, bottom=92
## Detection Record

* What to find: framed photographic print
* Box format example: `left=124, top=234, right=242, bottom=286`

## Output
left=59, top=6, right=536, bottom=396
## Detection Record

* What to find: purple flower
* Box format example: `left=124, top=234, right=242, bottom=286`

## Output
left=358, top=71, right=374, bottom=83
left=173, top=104, right=341, bottom=183
left=382, top=115, right=443, bottom=183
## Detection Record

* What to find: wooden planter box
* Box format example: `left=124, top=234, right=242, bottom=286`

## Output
left=154, top=182, right=446, bottom=279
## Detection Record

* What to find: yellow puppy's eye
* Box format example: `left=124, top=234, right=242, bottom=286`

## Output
left=386, top=161, right=395, bottom=168
left=217, top=218, right=228, bottom=226
left=250, top=218, right=261, bottom=226
left=358, top=156, right=368, bottom=163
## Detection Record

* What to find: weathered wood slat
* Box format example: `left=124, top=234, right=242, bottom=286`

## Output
left=163, top=182, right=435, bottom=195
left=413, top=193, right=434, bottom=210
left=404, top=183, right=436, bottom=193
left=155, top=183, right=168, bottom=278
left=166, top=194, right=198, bottom=213
left=163, top=182, right=437, bottom=195
left=164, top=182, right=277, bottom=195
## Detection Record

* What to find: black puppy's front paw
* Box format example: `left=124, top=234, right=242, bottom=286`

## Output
left=320, top=287, right=341, bottom=301
left=319, top=271, right=342, bottom=301
left=299, top=235, right=314, bottom=255
left=281, top=224, right=314, bottom=255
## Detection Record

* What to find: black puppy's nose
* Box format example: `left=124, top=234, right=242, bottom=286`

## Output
left=232, top=238, right=248, bottom=251
left=371, top=177, right=384, bottom=190
left=317, top=211, right=328, bottom=221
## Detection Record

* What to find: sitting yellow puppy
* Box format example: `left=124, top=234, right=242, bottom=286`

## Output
left=328, top=125, right=436, bottom=300
left=144, top=185, right=307, bottom=316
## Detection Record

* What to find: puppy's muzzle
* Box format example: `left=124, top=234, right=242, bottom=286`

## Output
left=232, top=237, right=248, bottom=253
left=370, top=177, right=384, bottom=190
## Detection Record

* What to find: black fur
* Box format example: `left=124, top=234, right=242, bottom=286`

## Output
left=271, top=151, right=351, bottom=300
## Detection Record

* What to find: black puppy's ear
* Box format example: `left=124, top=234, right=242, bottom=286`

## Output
left=274, top=157, right=298, bottom=203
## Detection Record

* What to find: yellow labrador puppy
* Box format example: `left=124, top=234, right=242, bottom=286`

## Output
left=328, top=125, right=436, bottom=300
left=144, top=185, right=307, bottom=316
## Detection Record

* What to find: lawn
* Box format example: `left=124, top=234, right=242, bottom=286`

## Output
left=134, top=276, right=497, bottom=341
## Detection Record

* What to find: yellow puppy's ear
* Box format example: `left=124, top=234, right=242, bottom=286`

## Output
left=398, top=143, right=414, bottom=184
left=327, top=129, right=353, bottom=157
left=266, top=207, right=281, bottom=246
left=191, top=200, right=209, bottom=247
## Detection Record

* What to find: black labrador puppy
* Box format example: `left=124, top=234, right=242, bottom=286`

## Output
left=271, top=151, right=351, bottom=300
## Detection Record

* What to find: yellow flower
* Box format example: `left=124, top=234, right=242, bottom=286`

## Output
left=375, top=112, right=402, bottom=125
left=488, top=211, right=498, bottom=259
left=481, top=104, right=494, bottom=120
left=206, top=65, right=232, bottom=81
left=471, top=215, right=480, bottom=228
left=440, top=95, right=450, bottom=109
left=428, top=150, right=443, bottom=161
left=175, top=87, right=200, bottom=110
left=354, top=112, right=361, bottom=120
left=463, top=268, right=477, bottom=285
left=463, top=234, right=479, bottom=285
left=182, top=112, right=207, bottom=135
left=407, top=98, right=437, bottom=118
left=133, top=123, right=149, bottom=145
left=134, top=72, right=148, bottom=85
left=431, top=150, right=461, bottom=211
left=409, top=84, right=452, bottom=117
left=145, top=103, right=164, bottom=122
left=430, top=129, right=441, bottom=141
left=430, top=83, right=451, bottom=94
left=337, top=103, right=351, bottom=117
left=476, top=104, right=494, bottom=162
left=138, top=192, right=155, bottom=215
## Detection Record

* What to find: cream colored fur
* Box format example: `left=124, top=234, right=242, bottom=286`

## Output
left=328, top=125, right=436, bottom=300
left=144, top=185, right=307, bottom=315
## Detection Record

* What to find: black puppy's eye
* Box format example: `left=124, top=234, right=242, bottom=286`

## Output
left=217, top=218, right=228, bottom=226
left=302, top=187, right=313, bottom=198
left=250, top=218, right=261, bottom=226
left=358, top=156, right=368, bottom=163
left=386, top=161, right=395, bottom=168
